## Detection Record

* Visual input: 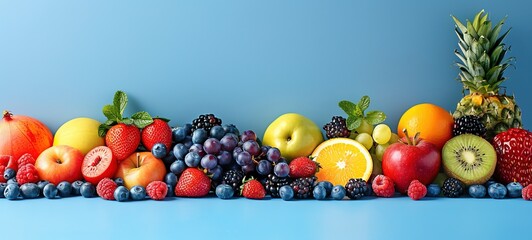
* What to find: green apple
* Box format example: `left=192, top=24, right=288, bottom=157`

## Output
left=262, top=113, right=324, bottom=161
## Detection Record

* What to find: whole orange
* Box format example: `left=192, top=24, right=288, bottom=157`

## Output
left=397, top=103, right=453, bottom=150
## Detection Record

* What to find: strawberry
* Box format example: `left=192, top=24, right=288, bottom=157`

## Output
left=289, top=157, right=320, bottom=178
left=141, top=118, right=172, bottom=152
left=174, top=168, right=211, bottom=197
left=492, top=128, right=532, bottom=186
left=241, top=178, right=266, bottom=199
left=105, top=123, right=141, bottom=161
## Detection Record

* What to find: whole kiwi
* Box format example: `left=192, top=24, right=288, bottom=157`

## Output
left=442, top=134, right=497, bottom=185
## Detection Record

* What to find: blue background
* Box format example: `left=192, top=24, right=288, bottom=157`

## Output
left=1, top=1, right=531, bottom=239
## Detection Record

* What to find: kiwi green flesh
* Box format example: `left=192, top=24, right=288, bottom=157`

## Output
left=442, top=134, right=497, bottom=186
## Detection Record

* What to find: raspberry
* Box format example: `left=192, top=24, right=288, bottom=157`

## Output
left=16, top=164, right=40, bottom=185
left=522, top=185, right=532, bottom=201
left=372, top=175, right=395, bottom=198
left=408, top=180, right=427, bottom=200
left=97, top=178, right=118, bottom=200
left=17, top=153, right=36, bottom=167
left=147, top=181, right=167, bottom=200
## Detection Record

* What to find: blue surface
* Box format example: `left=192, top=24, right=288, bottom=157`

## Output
left=1, top=1, right=532, bottom=239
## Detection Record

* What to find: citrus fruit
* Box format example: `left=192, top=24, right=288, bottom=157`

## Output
left=397, top=103, right=453, bottom=150
left=311, top=138, right=373, bottom=186
left=54, top=117, right=104, bottom=155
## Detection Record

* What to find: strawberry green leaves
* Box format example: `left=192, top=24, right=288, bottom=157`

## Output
left=339, top=96, right=386, bottom=131
left=98, top=91, right=154, bottom=137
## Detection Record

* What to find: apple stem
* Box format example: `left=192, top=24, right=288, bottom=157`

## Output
left=402, top=128, right=414, bottom=145
left=413, top=132, right=421, bottom=146
left=136, top=153, right=140, bottom=168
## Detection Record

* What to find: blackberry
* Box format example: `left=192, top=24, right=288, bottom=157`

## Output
left=290, top=177, right=316, bottom=199
left=452, top=115, right=487, bottom=138
left=345, top=178, right=368, bottom=200
left=264, top=174, right=291, bottom=198
left=191, top=114, right=222, bottom=132
left=323, top=116, right=351, bottom=139
left=442, top=177, right=464, bottom=198
left=221, top=169, right=245, bottom=194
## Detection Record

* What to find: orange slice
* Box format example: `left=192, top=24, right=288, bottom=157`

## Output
left=311, top=138, right=373, bottom=186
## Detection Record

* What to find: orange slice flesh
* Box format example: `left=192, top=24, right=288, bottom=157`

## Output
left=311, top=138, right=373, bottom=186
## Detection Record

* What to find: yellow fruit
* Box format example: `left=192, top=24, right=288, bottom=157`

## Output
left=311, top=138, right=373, bottom=186
left=53, top=117, right=104, bottom=155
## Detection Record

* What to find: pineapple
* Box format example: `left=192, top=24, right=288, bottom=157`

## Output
left=452, top=10, right=522, bottom=140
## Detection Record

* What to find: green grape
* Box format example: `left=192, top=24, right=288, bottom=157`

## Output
left=355, top=133, right=373, bottom=150
left=375, top=143, right=390, bottom=161
left=388, top=133, right=400, bottom=144
left=372, top=124, right=391, bottom=145
left=355, top=119, right=374, bottom=135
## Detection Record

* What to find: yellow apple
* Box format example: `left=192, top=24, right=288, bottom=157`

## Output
left=54, top=117, right=104, bottom=155
left=262, top=113, right=324, bottom=161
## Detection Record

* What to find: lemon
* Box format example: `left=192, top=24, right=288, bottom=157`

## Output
left=54, top=117, right=104, bottom=155
left=311, top=138, right=373, bottom=186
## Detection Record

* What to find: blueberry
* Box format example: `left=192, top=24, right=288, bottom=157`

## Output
left=485, top=179, right=497, bottom=189
left=488, top=183, right=507, bottom=199
left=7, top=178, right=17, bottom=185
left=3, top=168, right=15, bottom=180
left=37, top=180, right=50, bottom=195
left=223, top=124, right=240, bottom=136
left=43, top=183, right=58, bottom=199
left=182, top=123, right=193, bottom=135
left=152, top=143, right=167, bottom=159
left=162, top=151, right=177, bottom=167
left=184, top=152, right=201, bottom=167
left=172, top=127, right=187, bottom=143
left=316, top=181, right=333, bottom=196
left=114, top=186, right=130, bottom=202
left=4, top=184, right=20, bottom=200
left=0, top=183, right=7, bottom=198
left=313, top=185, right=327, bottom=200
left=210, top=126, right=226, bottom=140
left=130, top=185, right=146, bottom=200
left=331, top=185, right=346, bottom=200
left=506, top=182, right=523, bottom=198
left=57, top=181, right=72, bottom=197
left=183, top=136, right=193, bottom=148
left=170, top=160, right=186, bottom=175
left=20, top=183, right=40, bottom=199
left=215, top=184, right=234, bottom=199
left=114, top=178, right=124, bottom=186
left=166, top=183, right=174, bottom=198
left=427, top=184, right=441, bottom=197
left=172, top=143, right=188, bottom=160
left=192, top=129, right=208, bottom=144
left=217, top=151, right=233, bottom=166
left=80, top=182, right=96, bottom=198
left=165, top=173, right=178, bottom=188
left=71, top=180, right=84, bottom=196
left=279, top=185, right=294, bottom=201
left=468, top=184, right=487, bottom=198
left=273, top=162, right=289, bottom=178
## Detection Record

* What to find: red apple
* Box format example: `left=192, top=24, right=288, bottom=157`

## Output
left=82, top=146, right=118, bottom=185
left=382, top=130, right=441, bottom=194
left=0, top=155, right=17, bottom=182
left=115, top=152, right=166, bottom=189
left=35, top=145, right=84, bottom=185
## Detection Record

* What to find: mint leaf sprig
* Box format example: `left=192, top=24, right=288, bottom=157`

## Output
left=98, top=91, right=154, bottom=137
left=338, top=96, right=386, bottom=131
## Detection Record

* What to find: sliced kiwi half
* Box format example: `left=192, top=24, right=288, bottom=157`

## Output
left=442, top=134, right=497, bottom=186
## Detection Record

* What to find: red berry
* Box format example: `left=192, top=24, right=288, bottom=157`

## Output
left=174, top=168, right=211, bottom=197
left=141, top=119, right=172, bottom=152
left=289, top=157, right=319, bottom=178
left=523, top=184, right=532, bottom=201
left=97, top=178, right=118, bottom=200
left=408, top=180, right=427, bottom=200
left=241, top=178, right=266, bottom=199
left=16, top=164, right=40, bottom=185
left=105, top=123, right=141, bottom=161
left=372, top=175, right=395, bottom=198
left=147, top=181, right=168, bottom=200
left=17, top=153, right=36, bottom=167
left=493, top=128, right=532, bottom=186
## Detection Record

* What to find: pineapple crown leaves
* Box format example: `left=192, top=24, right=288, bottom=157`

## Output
left=98, top=90, right=154, bottom=137
left=338, top=95, right=386, bottom=131
left=452, top=9, right=515, bottom=95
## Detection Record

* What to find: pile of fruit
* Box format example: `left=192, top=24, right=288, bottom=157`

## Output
left=1, top=10, right=531, bottom=202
